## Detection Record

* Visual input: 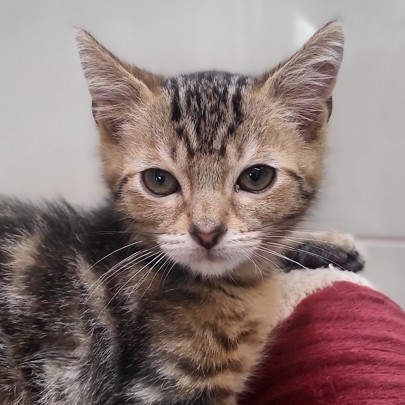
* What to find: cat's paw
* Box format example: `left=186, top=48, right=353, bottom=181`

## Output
left=281, top=232, right=365, bottom=273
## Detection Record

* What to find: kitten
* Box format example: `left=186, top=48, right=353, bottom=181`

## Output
left=0, top=21, right=362, bottom=404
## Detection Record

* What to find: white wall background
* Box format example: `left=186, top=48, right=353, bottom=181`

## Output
left=0, top=0, right=404, bottom=306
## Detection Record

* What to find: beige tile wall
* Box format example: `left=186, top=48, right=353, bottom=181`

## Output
left=0, top=0, right=403, bottom=306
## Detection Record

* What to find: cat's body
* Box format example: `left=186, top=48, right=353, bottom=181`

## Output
left=0, top=21, right=360, bottom=404
left=0, top=199, right=278, bottom=404
left=0, top=199, right=362, bottom=405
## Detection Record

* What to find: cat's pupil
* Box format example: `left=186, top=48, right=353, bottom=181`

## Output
left=249, top=168, right=262, bottom=182
left=155, top=170, right=166, bottom=185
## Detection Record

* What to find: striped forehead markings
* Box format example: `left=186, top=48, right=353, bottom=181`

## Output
left=170, top=78, right=182, bottom=122
left=164, top=72, right=253, bottom=155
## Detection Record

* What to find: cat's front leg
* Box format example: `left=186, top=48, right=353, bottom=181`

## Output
left=279, top=231, right=365, bottom=272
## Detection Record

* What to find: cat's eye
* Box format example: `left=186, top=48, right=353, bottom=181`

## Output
left=141, top=169, right=180, bottom=196
left=236, top=165, right=276, bottom=193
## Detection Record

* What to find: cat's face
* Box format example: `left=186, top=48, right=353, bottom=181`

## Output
left=77, top=22, right=344, bottom=277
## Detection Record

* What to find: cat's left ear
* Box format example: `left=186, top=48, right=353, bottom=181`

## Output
left=257, top=21, right=344, bottom=140
left=76, top=29, right=162, bottom=138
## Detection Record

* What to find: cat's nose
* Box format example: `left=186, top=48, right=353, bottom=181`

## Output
left=189, top=224, right=227, bottom=250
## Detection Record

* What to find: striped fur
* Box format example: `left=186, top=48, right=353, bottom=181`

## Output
left=0, top=22, right=357, bottom=404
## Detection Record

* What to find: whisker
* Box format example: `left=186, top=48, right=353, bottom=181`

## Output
left=262, top=240, right=346, bottom=270
left=235, top=246, right=264, bottom=281
left=139, top=253, right=170, bottom=299
left=77, top=231, right=134, bottom=236
left=262, top=234, right=336, bottom=244
left=254, top=224, right=336, bottom=234
left=100, top=252, right=166, bottom=313
left=255, top=246, right=308, bottom=270
left=87, top=248, right=159, bottom=299
left=78, top=240, right=145, bottom=283
left=160, top=260, right=177, bottom=288
left=121, top=252, right=168, bottom=303
left=84, top=247, right=160, bottom=303
left=260, top=232, right=354, bottom=268
left=250, top=250, right=284, bottom=272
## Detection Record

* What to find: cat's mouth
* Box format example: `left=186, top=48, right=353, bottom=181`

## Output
left=186, top=249, right=243, bottom=277
left=200, top=250, right=221, bottom=261
left=162, top=244, right=249, bottom=277
left=157, top=233, right=260, bottom=278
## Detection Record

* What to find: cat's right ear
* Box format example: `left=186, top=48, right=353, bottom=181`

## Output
left=256, top=21, right=344, bottom=141
left=76, top=29, right=162, bottom=138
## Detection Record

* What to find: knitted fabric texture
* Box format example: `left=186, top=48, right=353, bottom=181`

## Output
left=240, top=281, right=405, bottom=405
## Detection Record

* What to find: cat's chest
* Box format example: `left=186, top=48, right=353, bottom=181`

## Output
left=156, top=274, right=278, bottom=335
left=203, top=276, right=279, bottom=356
left=141, top=275, right=279, bottom=397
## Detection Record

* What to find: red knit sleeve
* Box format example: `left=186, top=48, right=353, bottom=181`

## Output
left=240, top=282, right=405, bottom=405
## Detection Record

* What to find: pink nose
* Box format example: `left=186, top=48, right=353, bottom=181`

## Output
left=189, top=225, right=227, bottom=250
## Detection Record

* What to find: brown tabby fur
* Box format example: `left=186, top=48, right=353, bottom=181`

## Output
left=0, top=21, right=355, bottom=404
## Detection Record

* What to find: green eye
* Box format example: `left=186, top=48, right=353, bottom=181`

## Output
left=236, top=165, right=276, bottom=193
left=141, top=168, right=180, bottom=196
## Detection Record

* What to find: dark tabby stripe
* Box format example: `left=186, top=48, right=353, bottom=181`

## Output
left=164, top=71, right=253, bottom=155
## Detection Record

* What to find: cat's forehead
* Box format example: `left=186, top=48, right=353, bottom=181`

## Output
left=163, top=71, right=253, bottom=98
left=162, top=71, right=254, bottom=156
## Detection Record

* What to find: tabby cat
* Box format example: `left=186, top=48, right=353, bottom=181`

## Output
left=0, top=21, right=363, bottom=404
